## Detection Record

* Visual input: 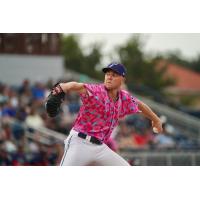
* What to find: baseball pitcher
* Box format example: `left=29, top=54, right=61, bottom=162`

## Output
left=45, top=62, right=163, bottom=166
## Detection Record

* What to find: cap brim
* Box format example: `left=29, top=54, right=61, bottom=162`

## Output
left=102, top=67, right=121, bottom=75
left=102, top=67, right=109, bottom=73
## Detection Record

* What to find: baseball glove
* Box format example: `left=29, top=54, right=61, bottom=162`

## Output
left=45, top=83, right=65, bottom=117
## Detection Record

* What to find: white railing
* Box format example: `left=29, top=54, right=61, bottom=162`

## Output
left=3, top=119, right=66, bottom=145
left=120, top=150, right=200, bottom=166
left=135, top=94, right=200, bottom=138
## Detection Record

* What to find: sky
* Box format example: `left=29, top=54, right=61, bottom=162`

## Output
left=78, top=33, right=200, bottom=61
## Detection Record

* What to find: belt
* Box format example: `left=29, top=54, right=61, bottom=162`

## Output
left=78, top=132, right=103, bottom=145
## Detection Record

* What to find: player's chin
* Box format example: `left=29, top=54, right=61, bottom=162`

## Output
left=105, top=84, right=113, bottom=90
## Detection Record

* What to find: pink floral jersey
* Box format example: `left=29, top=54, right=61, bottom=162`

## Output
left=73, top=83, right=139, bottom=142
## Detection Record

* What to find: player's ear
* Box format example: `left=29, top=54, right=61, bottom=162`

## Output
left=122, top=76, right=126, bottom=83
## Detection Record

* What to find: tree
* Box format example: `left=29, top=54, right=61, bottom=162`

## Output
left=61, top=34, right=103, bottom=79
left=61, top=34, right=84, bottom=72
left=116, top=35, right=175, bottom=92
left=82, top=43, right=103, bottom=79
left=188, top=54, right=200, bottom=73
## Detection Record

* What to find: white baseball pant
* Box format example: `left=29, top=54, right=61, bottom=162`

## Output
left=60, top=129, right=130, bottom=166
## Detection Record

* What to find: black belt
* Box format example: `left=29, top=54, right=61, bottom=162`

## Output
left=78, top=132, right=103, bottom=145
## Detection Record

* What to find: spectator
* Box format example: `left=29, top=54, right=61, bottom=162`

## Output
left=2, top=100, right=17, bottom=118
left=131, top=127, right=154, bottom=149
left=18, top=79, right=31, bottom=95
left=31, top=82, right=45, bottom=101
left=153, top=124, right=176, bottom=149
left=19, top=87, right=32, bottom=107
left=25, top=106, right=44, bottom=128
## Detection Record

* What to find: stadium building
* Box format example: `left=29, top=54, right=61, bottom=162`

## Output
left=0, top=33, right=64, bottom=85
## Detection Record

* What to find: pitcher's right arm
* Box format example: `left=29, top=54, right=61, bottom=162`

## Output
left=58, top=82, right=87, bottom=95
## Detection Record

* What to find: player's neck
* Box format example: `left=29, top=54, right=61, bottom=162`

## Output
left=107, top=89, right=119, bottom=102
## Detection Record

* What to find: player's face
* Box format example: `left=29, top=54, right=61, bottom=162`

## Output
left=104, top=70, right=124, bottom=90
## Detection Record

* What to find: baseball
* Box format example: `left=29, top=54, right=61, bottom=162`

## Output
left=153, top=127, right=159, bottom=133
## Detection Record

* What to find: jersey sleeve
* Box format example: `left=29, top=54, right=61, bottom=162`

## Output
left=119, top=92, right=140, bottom=118
left=128, top=96, right=140, bottom=114
left=79, top=83, right=100, bottom=104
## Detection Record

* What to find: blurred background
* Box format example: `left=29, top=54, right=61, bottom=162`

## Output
left=0, top=33, right=200, bottom=166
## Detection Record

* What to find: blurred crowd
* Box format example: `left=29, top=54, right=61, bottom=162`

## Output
left=0, top=79, right=63, bottom=166
left=0, top=78, right=199, bottom=166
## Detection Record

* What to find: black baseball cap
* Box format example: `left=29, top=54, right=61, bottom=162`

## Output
left=102, top=62, right=126, bottom=77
